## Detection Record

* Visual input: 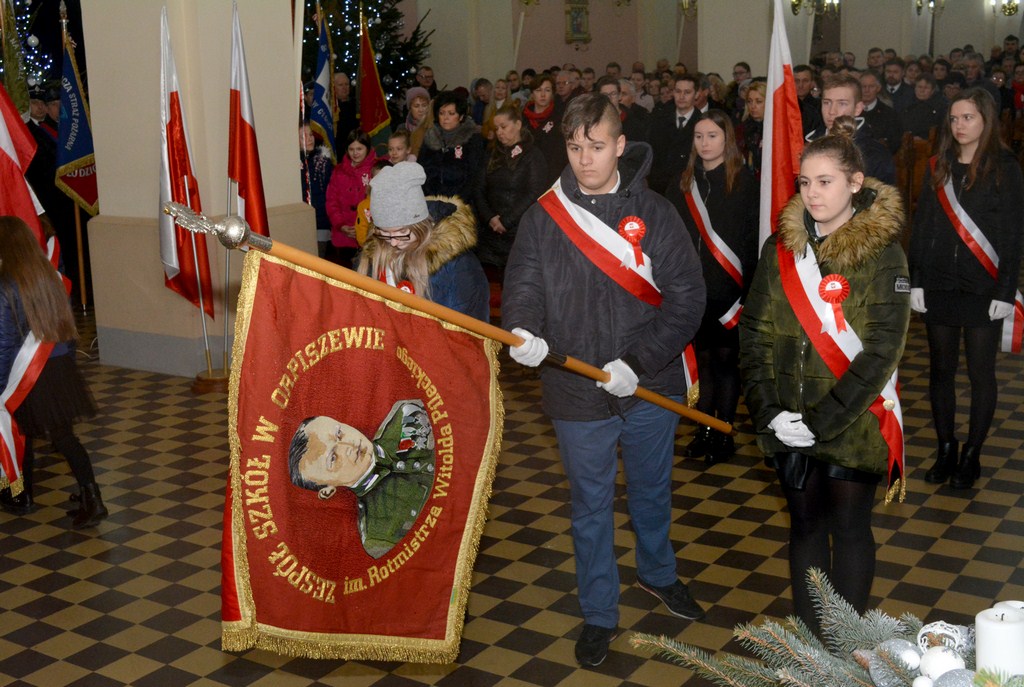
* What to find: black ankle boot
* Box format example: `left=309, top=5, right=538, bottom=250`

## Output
left=949, top=444, right=981, bottom=489
left=72, top=483, right=108, bottom=529
left=925, top=440, right=959, bottom=484
left=684, top=425, right=713, bottom=458
left=0, top=486, right=35, bottom=515
left=705, top=432, right=735, bottom=466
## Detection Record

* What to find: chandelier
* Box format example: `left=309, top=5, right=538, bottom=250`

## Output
left=992, top=0, right=1019, bottom=15
left=791, top=0, right=840, bottom=17
left=915, top=0, right=945, bottom=15
left=679, top=0, right=697, bottom=20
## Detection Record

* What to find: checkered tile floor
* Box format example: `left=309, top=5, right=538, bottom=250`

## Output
left=2, top=315, right=1023, bottom=686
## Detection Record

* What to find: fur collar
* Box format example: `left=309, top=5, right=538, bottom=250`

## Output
left=777, top=178, right=904, bottom=273
left=362, top=195, right=477, bottom=275
left=423, top=119, right=479, bottom=151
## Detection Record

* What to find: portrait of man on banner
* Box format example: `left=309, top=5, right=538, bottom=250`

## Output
left=288, top=400, right=436, bottom=559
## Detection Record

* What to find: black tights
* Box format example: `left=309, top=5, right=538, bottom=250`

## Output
left=780, top=460, right=877, bottom=637
left=926, top=323, right=1000, bottom=447
left=21, top=421, right=96, bottom=491
left=694, top=344, right=740, bottom=423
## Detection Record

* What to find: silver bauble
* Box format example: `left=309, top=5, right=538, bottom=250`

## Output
left=932, top=669, right=976, bottom=687
left=878, top=638, right=922, bottom=671
left=27, top=34, right=39, bottom=48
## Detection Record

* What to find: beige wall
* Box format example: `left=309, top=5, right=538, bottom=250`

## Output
left=82, top=0, right=315, bottom=378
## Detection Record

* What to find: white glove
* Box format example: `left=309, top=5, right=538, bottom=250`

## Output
left=910, top=288, right=927, bottom=314
left=989, top=299, right=1014, bottom=320
left=596, top=358, right=639, bottom=397
left=768, top=411, right=815, bottom=448
left=509, top=328, right=549, bottom=367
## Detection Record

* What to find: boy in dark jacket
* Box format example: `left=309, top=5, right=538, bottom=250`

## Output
left=502, top=93, right=707, bottom=668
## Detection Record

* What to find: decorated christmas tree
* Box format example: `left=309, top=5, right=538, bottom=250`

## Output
left=301, top=0, right=431, bottom=104
left=631, top=569, right=1024, bottom=687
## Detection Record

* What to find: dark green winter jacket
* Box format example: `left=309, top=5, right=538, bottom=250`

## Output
left=739, top=180, right=911, bottom=474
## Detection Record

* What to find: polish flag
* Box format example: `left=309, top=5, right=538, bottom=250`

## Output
left=159, top=7, right=214, bottom=319
left=0, top=83, right=44, bottom=247
left=229, top=2, right=269, bottom=236
left=759, top=0, right=804, bottom=252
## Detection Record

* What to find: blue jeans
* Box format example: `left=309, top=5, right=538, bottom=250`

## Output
left=552, top=398, right=681, bottom=628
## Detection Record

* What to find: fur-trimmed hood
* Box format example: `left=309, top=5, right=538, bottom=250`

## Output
left=362, top=195, right=477, bottom=275
left=777, top=178, right=904, bottom=273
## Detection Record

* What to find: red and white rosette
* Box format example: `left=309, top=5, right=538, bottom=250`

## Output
left=396, top=280, right=415, bottom=294
left=818, top=274, right=850, bottom=332
left=618, top=216, right=646, bottom=267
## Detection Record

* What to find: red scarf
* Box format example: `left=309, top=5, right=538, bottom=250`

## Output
left=523, top=102, right=554, bottom=129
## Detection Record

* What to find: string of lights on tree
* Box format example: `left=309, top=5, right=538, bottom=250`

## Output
left=301, top=0, right=432, bottom=103
left=0, top=0, right=56, bottom=89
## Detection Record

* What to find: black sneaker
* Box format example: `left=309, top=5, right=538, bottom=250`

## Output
left=637, top=577, right=705, bottom=620
left=574, top=624, right=618, bottom=667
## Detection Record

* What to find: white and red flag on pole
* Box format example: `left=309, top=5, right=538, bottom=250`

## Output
left=759, top=0, right=804, bottom=252
left=0, top=83, right=44, bottom=247
left=159, top=6, right=214, bottom=318
left=228, top=2, right=269, bottom=236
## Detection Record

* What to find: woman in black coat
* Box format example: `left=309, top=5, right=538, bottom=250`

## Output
left=521, top=74, right=568, bottom=185
left=910, top=88, right=1024, bottom=490
left=473, top=105, right=549, bottom=272
left=417, top=90, right=486, bottom=203
left=667, top=110, right=759, bottom=464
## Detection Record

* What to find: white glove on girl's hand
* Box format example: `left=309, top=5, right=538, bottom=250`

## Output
left=768, top=411, right=815, bottom=448
left=509, top=328, right=548, bottom=367
left=989, top=299, right=1014, bottom=320
left=596, top=358, right=639, bottom=397
left=910, top=288, right=927, bottom=313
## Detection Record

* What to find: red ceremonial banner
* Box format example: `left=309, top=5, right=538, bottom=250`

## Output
left=221, top=252, right=502, bottom=662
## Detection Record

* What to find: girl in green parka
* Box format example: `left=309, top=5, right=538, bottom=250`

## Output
left=739, top=117, right=911, bottom=636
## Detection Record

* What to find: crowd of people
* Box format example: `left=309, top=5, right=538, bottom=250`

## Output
left=4, top=33, right=1021, bottom=673
left=288, top=40, right=1024, bottom=667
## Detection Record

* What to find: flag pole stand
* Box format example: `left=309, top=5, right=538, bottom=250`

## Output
left=192, top=367, right=229, bottom=394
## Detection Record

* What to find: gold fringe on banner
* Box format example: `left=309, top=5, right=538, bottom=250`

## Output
left=221, top=251, right=503, bottom=662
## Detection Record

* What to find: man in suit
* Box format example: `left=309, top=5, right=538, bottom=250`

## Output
left=882, top=59, right=914, bottom=113
left=648, top=74, right=701, bottom=195
left=794, top=64, right=823, bottom=135
left=859, top=71, right=902, bottom=155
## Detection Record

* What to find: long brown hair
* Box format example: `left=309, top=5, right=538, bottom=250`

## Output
left=357, top=218, right=436, bottom=299
left=679, top=110, right=744, bottom=194
left=932, top=87, right=1004, bottom=191
left=0, top=216, right=77, bottom=343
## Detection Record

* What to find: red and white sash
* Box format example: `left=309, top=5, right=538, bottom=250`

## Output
left=538, top=181, right=662, bottom=307
left=681, top=343, right=699, bottom=406
left=931, top=157, right=1024, bottom=353
left=2, top=230, right=62, bottom=493
left=1, top=333, right=53, bottom=496
left=538, top=181, right=704, bottom=397
left=685, top=181, right=744, bottom=328
left=777, top=241, right=906, bottom=503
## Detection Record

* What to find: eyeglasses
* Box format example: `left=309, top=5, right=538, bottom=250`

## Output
left=375, top=230, right=413, bottom=244
left=556, top=80, right=571, bottom=86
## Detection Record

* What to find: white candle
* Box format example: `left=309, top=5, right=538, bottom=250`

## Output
left=976, top=607, right=1024, bottom=676
left=994, top=600, right=1024, bottom=613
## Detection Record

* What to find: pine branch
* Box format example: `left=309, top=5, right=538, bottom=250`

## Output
left=736, top=621, right=873, bottom=687
left=807, top=568, right=915, bottom=657
left=630, top=633, right=776, bottom=687
left=871, top=645, right=917, bottom=687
